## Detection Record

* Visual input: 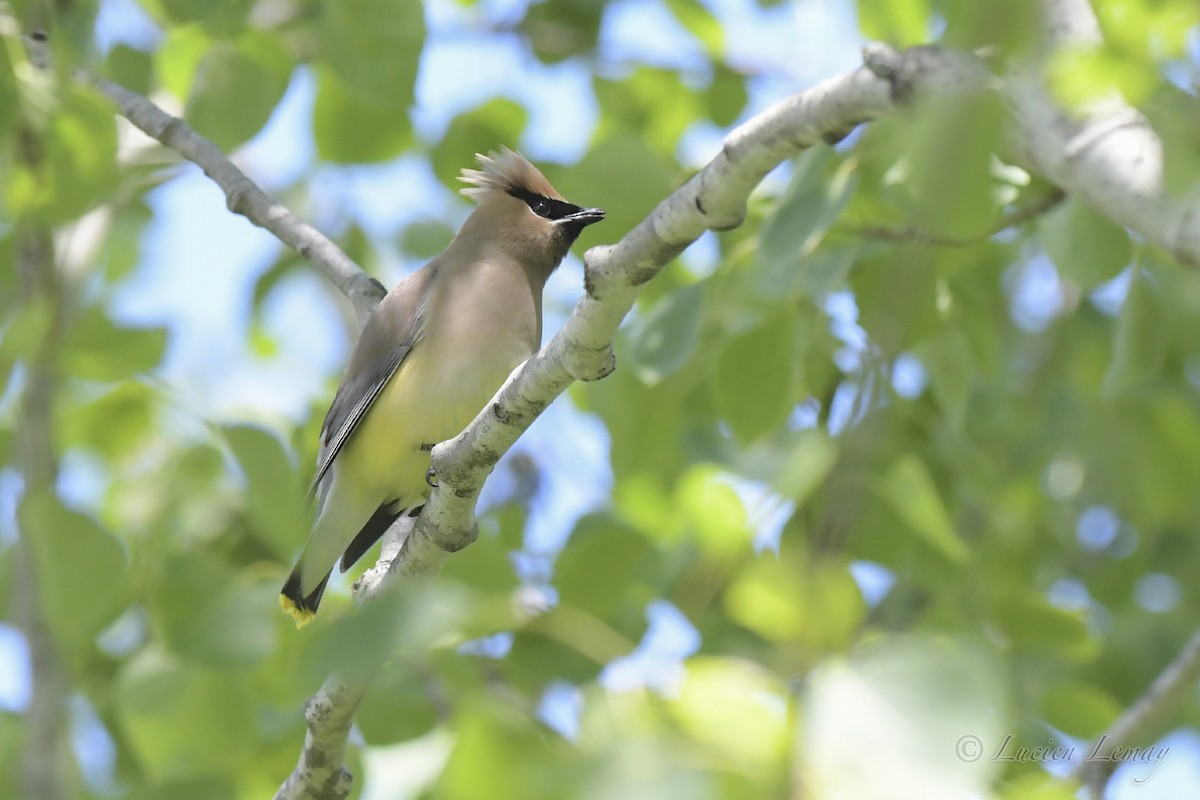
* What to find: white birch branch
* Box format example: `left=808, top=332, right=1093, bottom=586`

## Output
left=1006, top=0, right=1200, bottom=266
left=80, top=72, right=386, bottom=325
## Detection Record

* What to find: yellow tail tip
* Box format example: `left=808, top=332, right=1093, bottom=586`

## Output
left=280, top=594, right=316, bottom=629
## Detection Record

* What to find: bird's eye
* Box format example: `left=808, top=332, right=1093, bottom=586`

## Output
left=531, top=199, right=550, bottom=217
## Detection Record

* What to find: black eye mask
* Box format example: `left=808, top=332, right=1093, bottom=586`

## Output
left=506, top=187, right=584, bottom=221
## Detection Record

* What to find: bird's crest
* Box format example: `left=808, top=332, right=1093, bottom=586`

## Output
left=459, top=147, right=564, bottom=201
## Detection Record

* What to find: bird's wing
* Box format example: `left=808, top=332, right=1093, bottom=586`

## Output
left=309, top=269, right=433, bottom=497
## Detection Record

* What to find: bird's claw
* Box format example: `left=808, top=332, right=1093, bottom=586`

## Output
left=425, top=466, right=438, bottom=488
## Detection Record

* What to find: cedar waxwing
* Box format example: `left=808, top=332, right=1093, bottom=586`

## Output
left=280, top=148, right=604, bottom=627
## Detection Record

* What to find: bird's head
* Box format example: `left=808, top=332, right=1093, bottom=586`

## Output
left=458, top=147, right=605, bottom=278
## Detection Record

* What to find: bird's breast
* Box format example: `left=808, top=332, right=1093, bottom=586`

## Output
left=341, top=301, right=537, bottom=501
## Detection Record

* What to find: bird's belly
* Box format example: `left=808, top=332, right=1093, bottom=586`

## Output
left=339, top=339, right=528, bottom=503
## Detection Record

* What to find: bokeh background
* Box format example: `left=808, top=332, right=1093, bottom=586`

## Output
left=3, top=0, right=1200, bottom=797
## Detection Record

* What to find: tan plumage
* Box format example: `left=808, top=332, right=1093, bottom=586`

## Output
left=280, top=148, right=604, bottom=627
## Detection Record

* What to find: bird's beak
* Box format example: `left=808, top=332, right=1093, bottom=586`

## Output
left=559, top=207, right=605, bottom=227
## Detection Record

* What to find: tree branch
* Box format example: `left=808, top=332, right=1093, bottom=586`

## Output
left=79, top=72, right=386, bottom=324
left=13, top=136, right=71, bottom=800
left=1005, top=0, right=1200, bottom=266
left=836, top=188, right=1067, bottom=246
left=1072, top=628, right=1200, bottom=797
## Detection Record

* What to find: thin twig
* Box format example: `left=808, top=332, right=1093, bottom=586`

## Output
left=1072, top=628, right=1200, bottom=797
left=837, top=188, right=1066, bottom=246
left=79, top=72, right=386, bottom=325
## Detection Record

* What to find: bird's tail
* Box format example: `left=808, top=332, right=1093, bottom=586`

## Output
left=279, top=566, right=331, bottom=629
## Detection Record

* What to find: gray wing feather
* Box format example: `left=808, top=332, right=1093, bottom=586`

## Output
left=309, top=346, right=410, bottom=496
left=309, top=269, right=434, bottom=497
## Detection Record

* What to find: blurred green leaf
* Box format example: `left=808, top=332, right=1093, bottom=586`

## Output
left=879, top=454, right=967, bottom=563
left=319, top=0, right=424, bottom=106
left=223, top=424, right=308, bottom=559
left=401, top=219, right=456, bottom=259
left=115, top=649, right=257, bottom=782
left=156, top=25, right=210, bottom=101
left=22, top=493, right=129, bottom=650
left=433, top=100, right=528, bottom=188
left=60, top=380, right=157, bottom=460
left=913, top=330, right=973, bottom=431
left=9, top=85, right=119, bottom=224
left=706, top=64, right=748, bottom=127
left=102, top=44, right=154, bottom=95
left=674, top=464, right=750, bottom=558
left=152, top=552, right=278, bottom=667
left=989, top=594, right=1098, bottom=661
left=556, top=513, right=654, bottom=623
left=1039, top=199, right=1132, bottom=288
left=312, top=68, right=412, bottom=163
left=1043, top=680, right=1120, bottom=738
left=772, top=430, right=839, bottom=506
left=667, top=657, right=788, bottom=773
left=1102, top=265, right=1166, bottom=397
left=184, top=31, right=293, bottom=151
left=664, top=0, right=724, bottom=55
left=522, top=0, right=603, bottom=62
left=857, top=0, right=931, bottom=45
left=439, top=705, right=579, bottom=799
left=628, top=283, right=704, bottom=385
left=356, top=659, right=440, bottom=744
left=758, top=146, right=856, bottom=270
left=713, top=313, right=796, bottom=443
left=62, top=306, right=168, bottom=381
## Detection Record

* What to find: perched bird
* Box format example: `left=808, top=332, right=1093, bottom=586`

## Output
left=280, top=148, right=604, bottom=627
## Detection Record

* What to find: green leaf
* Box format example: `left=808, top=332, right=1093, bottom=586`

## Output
left=400, top=219, right=456, bottom=259
left=913, top=331, right=973, bottom=432
left=989, top=594, right=1098, bottom=661
left=522, top=0, right=604, bottom=63
left=772, top=430, right=838, bottom=506
left=1039, top=198, right=1132, bottom=288
left=713, top=313, right=796, bottom=443
left=1043, top=681, right=1120, bottom=738
left=0, top=27, right=19, bottom=141
left=319, top=0, right=424, bottom=106
left=628, top=282, right=704, bottom=385
left=155, top=0, right=255, bottom=31
left=21, top=493, right=129, bottom=650
left=356, top=659, right=440, bottom=745
left=667, top=657, right=789, bottom=770
left=674, top=464, right=749, bottom=557
left=706, top=64, right=748, bottom=127
left=1102, top=265, right=1166, bottom=397
left=433, top=99, right=528, bottom=188
left=156, top=25, right=210, bottom=101
left=115, top=649, right=257, bottom=782
left=99, top=44, right=152, bottom=95
left=878, top=454, right=967, bottom=563
left=60, top=380, right=158, bottom=460
left=664, top=0, right=724, bottom=55
left=856, top=0, right=931, bottom=45
left=11, top=85, right=119, bottom=224
left=223, top=424, right=308, bottom=559
left=184, top=31, right=293, bottom=151
left=556, top=513, right=654, bottom=622
left=152, top=553, right=278, bottom=667
left=312, top=68, right=412, bottom=163
left=758, top=146, right=856, bottom=270
left=62, top=306, right=168, bottom=381
left=725, top=554, right=864, bottom=648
